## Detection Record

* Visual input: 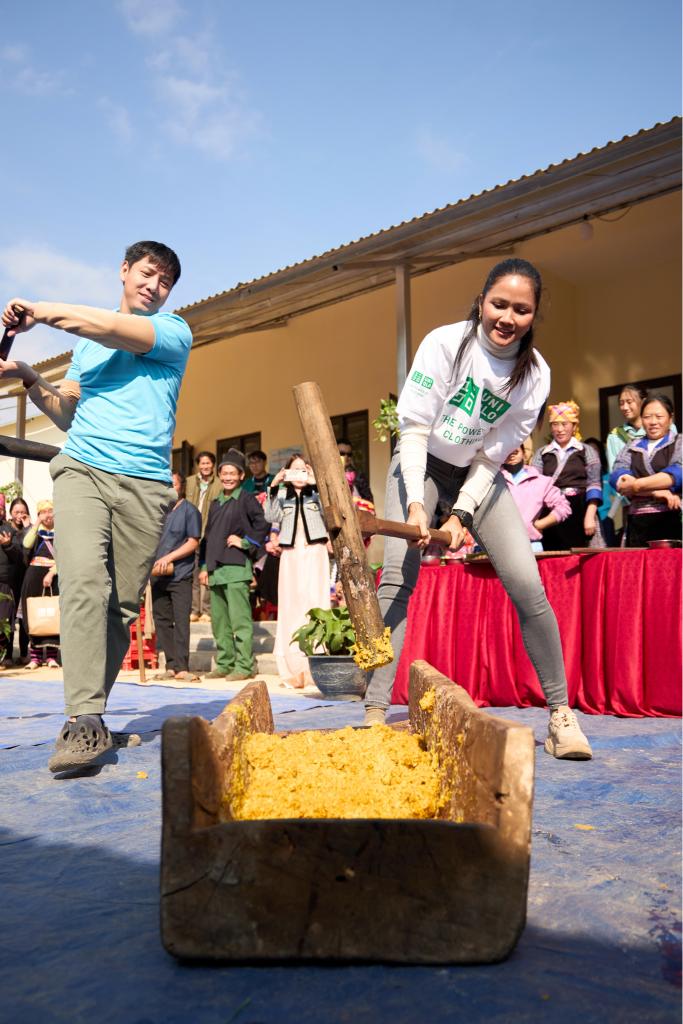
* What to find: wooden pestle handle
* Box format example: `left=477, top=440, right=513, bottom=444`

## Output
left=357, top=510, right=452, bottom=547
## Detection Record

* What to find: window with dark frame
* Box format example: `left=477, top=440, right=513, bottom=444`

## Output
left=599, top=374, right=682, bottom=441
left=330, top=410, right=370, bottom=476
left=216, top=433, right=262, bottom=462
left=171, top=440, right=194, bottom=477
left=216, top=433, right=262, bottom=480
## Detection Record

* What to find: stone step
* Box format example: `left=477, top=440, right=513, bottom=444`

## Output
left=187, top=649, right=278, bottom=675
left=191, top=619, right=277, bottom=638
left=187, top=619, right=278, bottom=674
left=190, top=620, right=276, bottom=654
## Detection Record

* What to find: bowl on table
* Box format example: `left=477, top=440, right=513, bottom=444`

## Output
left=647, top=539, right=682, bottom=549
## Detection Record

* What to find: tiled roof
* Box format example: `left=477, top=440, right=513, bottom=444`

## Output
left=178, top=117, right=681, bottom=314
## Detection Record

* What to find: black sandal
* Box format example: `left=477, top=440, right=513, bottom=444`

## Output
left=48, top=715, right=113, bottom=773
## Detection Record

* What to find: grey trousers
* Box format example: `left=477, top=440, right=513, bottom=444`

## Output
left=51, top=454, right=174, bottom=716
left=364, top=450, right=569, bottom=711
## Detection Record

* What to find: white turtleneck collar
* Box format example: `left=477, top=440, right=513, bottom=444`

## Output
left=476, top=323, right=520, bottom=362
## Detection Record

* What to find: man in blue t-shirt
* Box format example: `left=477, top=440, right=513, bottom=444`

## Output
left=0, top=241, right=192, bottom=772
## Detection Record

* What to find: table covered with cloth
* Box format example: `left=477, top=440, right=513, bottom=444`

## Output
left=389, top=549, right=681, bottom=717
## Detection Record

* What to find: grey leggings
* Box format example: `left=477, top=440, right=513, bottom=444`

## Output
left=364, top=450, right=569, bottom=711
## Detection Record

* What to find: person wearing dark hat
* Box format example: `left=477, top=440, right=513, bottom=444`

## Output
left=243, top=450, right=274, bottom=496
left=198, top=449, right=268, bottom=680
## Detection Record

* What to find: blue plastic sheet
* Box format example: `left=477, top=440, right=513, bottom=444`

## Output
left=0, top=677, right=680, bottom=1023
left=0, top=678, right=335, bottom=748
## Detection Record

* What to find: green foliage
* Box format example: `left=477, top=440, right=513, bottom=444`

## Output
left=0, top=618, right=11, bottom=663
left=0, top=481, right=22, bottom=504
left=372, top=397, right=400, bottom=444
left=292, top=606, right=356, bottom=657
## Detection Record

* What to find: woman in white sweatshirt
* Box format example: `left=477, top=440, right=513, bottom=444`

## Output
left=364, top=258, right=592, bottom=760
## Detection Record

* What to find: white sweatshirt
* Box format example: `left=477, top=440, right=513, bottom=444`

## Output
left=398, top=321, right=550, bottom=515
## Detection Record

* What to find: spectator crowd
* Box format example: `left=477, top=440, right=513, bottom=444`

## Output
left=1, top=386, right=679, bottom=680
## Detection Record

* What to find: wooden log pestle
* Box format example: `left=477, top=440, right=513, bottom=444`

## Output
left=292, top=381, right=393, bottom=671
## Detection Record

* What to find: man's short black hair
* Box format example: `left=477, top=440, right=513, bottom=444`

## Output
left=124, top=241, right=182, bottom=285
left=247, top=450, right=267, bottom=461
left=336, top=437, right=352, bottom=448
left=196, top=451, right=216, bottom=465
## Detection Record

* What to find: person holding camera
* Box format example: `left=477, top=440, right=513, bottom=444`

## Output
left=265, top=454, right=331, bottom=688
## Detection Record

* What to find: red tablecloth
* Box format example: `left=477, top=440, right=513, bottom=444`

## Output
left=390, top=550, right=682, bottom=717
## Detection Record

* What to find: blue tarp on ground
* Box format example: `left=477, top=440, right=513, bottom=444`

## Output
left=0, top=678, right=337, bottom=749
left=0, top=678, right=680, bottom=1024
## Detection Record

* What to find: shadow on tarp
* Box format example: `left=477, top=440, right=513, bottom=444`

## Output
left=0, top=699, right=681, bottom=1023
left=0, top=676, right=335, bottom=748
left=0, top=820, right=679, bottom=1024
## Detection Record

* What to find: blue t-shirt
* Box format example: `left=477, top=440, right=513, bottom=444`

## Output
left=154, top=500, right=202, bottom=581
left=62, top=312, right=192, bottom=481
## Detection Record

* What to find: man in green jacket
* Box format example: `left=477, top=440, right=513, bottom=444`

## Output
left=186, top=450, right=222, bottom=621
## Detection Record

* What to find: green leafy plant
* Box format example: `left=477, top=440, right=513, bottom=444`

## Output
left=0, top=618, right=11, bottom=663
left=0, top=482, right=22, bottom=504
left=292, top=606, right=356, bottom=656
left=372, top=397, right=400, bottom=444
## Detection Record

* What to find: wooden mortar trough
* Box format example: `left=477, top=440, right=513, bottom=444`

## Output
left=160, top=661, right=535, bottom=963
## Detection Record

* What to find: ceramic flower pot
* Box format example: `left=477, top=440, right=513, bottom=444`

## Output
left=307, top=655, right=367, bottom=701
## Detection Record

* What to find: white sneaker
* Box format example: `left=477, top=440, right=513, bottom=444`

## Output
left=545, top=708, right=593, bottom=760
left=364, top=707, right=386, bottom=727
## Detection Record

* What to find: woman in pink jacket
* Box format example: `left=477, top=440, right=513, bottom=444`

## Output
left=501, top=445, right=571, bottom=552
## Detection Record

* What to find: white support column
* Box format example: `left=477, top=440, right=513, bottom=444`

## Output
left=15, top=391, right=26, bottom=487
left=395, top=264, right=412, bottom=393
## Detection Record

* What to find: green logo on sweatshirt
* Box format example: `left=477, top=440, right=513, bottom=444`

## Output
left=448, top=376, right=480, bottom=416
left=411, top=371, right=433, bottom=390
left=480, top=388, right=511, bottom=423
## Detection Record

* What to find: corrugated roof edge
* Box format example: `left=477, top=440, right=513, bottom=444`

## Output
left=177, top=117, right=682, bottom=313
left=31, top=350, right=73, bottom=373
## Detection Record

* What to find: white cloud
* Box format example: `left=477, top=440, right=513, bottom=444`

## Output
left=0, top=45, right=27, bottom=63
left=15, top=66, right=66, bottom=97
left=0, top=245, right=118, bottom=366
left=119, top=0, right=184, bottom=37
left=416, top=128, right=468, bottom=173
left=149, top=29, right=215, bottom=78
left=118, top=6, right=261, bottom=163
left=98, top=97, right=132, bottom=142
left=0, top=244, right=116, bottom=306
left=156, top=73, right=259, bottom=160
left=1, top=44, right=68, bottom=96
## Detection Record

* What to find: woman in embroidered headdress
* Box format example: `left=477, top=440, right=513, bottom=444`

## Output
left=610, top=394, right=681, bottom=547
left=531, top=400, right=603, bottom=550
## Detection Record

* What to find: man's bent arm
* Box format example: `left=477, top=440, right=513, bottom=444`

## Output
left=3, top=300, right=155, bottom=354
left=32, top=303, right=155, bottom=353
left=21, top=367, right=80, bottom=432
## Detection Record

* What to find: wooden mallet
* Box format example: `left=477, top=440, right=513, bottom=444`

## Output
left=356, top=510, right=452, bottom=547
left=292, top=381, right=393, bottom=671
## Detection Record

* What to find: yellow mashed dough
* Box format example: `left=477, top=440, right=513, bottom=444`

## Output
left=228, top=724, right=444, bottom=820
left=352, top=627, right=394, bottom=670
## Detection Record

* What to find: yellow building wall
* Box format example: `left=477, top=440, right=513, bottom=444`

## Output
left=175, top=286, right=397, bottom=514
left=174, top=191, right=681, bottom=514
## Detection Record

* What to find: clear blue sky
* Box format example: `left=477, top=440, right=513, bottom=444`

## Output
left=1, top=0, right=680, bottom=363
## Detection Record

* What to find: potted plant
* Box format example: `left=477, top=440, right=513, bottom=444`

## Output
left=0, top=618, right=10, bottom=665
left=372, top=397, right=400, bottom=444
left=291, top=606, right=367, bottom=700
